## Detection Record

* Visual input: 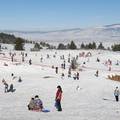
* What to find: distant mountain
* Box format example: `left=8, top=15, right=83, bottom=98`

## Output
left=1, top=24, right=120, bottom=45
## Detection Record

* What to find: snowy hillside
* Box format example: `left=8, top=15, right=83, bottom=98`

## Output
left=0, top=49, right=120, bottom=120
left=1, top=24, right=120, bottom=46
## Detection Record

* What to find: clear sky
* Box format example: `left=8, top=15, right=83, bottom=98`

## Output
left=0, top=0, right=120, bottom=30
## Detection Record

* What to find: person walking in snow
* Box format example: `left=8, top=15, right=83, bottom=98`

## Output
left=114, top=87, right=120, bottom=102
left=55, top=85, right=63, bottom=111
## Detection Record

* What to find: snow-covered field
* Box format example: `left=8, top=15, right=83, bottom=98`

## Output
left=0, top=49, right=120, bottom=120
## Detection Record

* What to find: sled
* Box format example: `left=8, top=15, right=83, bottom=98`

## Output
left=42, top=109, right=50, bottom=112
left=30, top=109, right=50, bottom=113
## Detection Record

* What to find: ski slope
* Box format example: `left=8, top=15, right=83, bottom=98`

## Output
left=0, top=49, right=120, bottom=120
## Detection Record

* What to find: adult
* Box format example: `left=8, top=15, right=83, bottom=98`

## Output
left=55, top=85, right=63, bottom=111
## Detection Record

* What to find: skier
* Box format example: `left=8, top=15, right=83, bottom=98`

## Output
left=55, top=85, right=62, bottom=111
left=114, top=87, right=120, bottom=102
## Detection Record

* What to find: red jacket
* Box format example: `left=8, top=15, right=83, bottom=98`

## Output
left=56, top=90, right=62, bottom=101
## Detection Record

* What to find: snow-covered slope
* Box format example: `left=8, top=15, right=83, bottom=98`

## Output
left=0, top=49, right=120, bottom=120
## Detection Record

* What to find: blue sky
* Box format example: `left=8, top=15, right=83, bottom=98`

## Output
left=0, top=0, right=120, bottom=30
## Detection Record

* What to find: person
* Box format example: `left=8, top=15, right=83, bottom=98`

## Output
left=28, top=98, right=36, bottom=110
left=95, top=70, right=99, bottom=77
left=55, top=85, right=62, bottom=111
left=73, top=73, right=77, bottom=80
left=34, top=95, right=43, bottom=110
left=18, top=76, right=22, bottom=82
left=114, top=87, right=120, bottom=102
left=2, top=79, right=8, bottom=93
left=55, top=67, right=58, bottom=74
left=29, top=59, right=32, bottom=65
left=8, top=84, right=16, bottom=92
left=76, top=72, right=79, bottom=80
left=68, top=68, right=71, bottom=77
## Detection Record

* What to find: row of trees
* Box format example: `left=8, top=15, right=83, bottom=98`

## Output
left=14, top=39, right=56, bottom=51
left=80, top=42, right=105, bottom=50
left=111, top=44, right=120, bottom=51
left=0, top=32, right=119, bottom=51
left=57, top=41, right=105, bottom=50
left=57, top=41, right=77, bottom=50
left=14, top=39, right=120, bottom=51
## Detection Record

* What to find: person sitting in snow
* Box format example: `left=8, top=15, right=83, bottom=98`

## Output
left=28, top=98, right=36, bottom=110
left=34, top=95, right=43, bottom=111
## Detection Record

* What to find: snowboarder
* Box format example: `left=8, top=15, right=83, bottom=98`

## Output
left=114, top=87, right=120, bottom=102
left=55, top=85, right=62, bottom=111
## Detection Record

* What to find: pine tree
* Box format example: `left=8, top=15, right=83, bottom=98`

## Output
left=98, top=42, right=104, bottom=49
left=69, top=41, right=77, bottom=49
left=92, top=42, right=96, bottom=49
left=14, top=38, right=24, bottom=50
left=81, top=43, right=85, bottom=49
left=57, top=43, right=66, bottom=49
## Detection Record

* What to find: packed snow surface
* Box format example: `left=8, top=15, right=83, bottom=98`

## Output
left=0, top=49, right=120, bottom=120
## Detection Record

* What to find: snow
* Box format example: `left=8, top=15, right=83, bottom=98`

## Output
left=0, top=49, right=120, bottom=120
